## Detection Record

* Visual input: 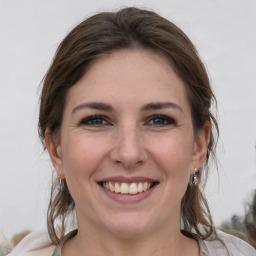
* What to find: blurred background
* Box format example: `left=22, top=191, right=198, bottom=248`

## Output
left=0, top=0, right=256, bottom=240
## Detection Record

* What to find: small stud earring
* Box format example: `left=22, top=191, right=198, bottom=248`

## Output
left=59, top=178, right=62, bottom=186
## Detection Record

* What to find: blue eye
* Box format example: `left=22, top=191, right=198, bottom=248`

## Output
left=80, top=115, right=109, bottom=126
left=147, top=115, right=176, bottom=126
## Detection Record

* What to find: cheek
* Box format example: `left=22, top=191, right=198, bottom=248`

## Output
left=60, top=135, right=109, bottom=208
left=61, top=134, right=107, bottom=179
left=150, top=135, right=194, bottom=180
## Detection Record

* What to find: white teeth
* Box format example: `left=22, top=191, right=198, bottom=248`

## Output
left=143, top=182, right=148, bottom=191
left=129, top=183, right=137, bottom=194
left=137, top=182, right=144, bottom=193
left=114, top=183, right=120, bottom=193
left=102, top=181, right=154, bottom=195
left=120, top=183, right=129, bottom=194
left=109, top=182, right=114, bottom=192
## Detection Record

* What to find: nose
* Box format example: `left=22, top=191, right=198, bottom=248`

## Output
left=109, top=125, right=147, bottom=169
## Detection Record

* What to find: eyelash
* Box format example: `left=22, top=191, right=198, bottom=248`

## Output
left=80, top=114, right=176, bottom=128
left=80, top=115, right=110, bottom=126
left=146, top=115, right=176, bottom=126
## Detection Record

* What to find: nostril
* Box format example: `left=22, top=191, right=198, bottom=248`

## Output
left=110, top=151, right=145, bottom=169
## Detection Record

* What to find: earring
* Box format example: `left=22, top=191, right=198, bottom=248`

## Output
left=189, top=168, right=199, bottom=186
left=59, top=178, right=63, bottom=186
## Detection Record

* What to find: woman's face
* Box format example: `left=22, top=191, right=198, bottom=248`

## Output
left=47, top=49, right=209, bottom=238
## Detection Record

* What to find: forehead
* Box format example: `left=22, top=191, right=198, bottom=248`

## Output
left=65, top=48, right=190, bottom=112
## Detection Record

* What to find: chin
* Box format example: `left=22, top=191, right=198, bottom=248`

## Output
left=102, top=213, right=152, bottom=238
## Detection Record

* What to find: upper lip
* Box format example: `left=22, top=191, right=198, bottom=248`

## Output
left=97, top=176, right=159, bottom=183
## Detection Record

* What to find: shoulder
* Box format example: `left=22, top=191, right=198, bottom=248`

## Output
left=8, top=230, right=56, bottom=256
left=199, top=230, right=256, bottom=256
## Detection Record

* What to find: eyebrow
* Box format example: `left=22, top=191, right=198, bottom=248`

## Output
left=71, top=102, right=114, bottom=114
left=71, top=101, right=184, bottom=114
left=141, top=102, right=184, bottom=113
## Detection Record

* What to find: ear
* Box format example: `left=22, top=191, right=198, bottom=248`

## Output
left=191, top=121, right=211, bottom=173
left=45, top=128, right=65, bottom=179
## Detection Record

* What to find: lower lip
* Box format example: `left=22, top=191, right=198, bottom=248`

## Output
left=99, top=185, right=158, bottom=203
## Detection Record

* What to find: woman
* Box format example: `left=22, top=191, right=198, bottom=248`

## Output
left=9, top=7, right=256, bottom=256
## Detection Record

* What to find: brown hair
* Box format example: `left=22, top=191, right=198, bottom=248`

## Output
left=38, top=7, right=219, bottom=244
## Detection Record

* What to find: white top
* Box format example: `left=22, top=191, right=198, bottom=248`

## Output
left=8, top=229, right=256, bottom=256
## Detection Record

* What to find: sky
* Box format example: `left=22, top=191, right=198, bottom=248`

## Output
left=0, top=0, right=256, bottom=239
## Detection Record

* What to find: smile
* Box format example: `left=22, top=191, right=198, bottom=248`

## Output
left=102, top=181, right=155, bottom=195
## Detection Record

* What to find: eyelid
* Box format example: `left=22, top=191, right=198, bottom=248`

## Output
left=145, top=114, right=176, bottom=126
left=79, top=115, right=111, bottom=126
left=78, top=114, right=176, bottom=127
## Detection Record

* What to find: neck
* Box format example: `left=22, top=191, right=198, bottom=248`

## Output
left=62, top=218, right=199, bottom=256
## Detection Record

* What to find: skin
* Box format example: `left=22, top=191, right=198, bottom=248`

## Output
left=46, top=48, right=210, bottom=256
